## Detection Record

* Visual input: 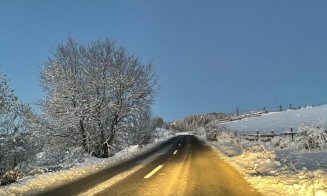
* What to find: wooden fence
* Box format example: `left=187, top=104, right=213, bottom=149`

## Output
left=241, top=127, right=327, bottom=142
left=243, top=128, right=297, bottom=141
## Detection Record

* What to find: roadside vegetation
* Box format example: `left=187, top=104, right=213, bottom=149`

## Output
left=0, top=38, right=164, bottom=185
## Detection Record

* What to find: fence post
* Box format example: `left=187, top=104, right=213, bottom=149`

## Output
left=256, top=130, right=259, bottom=141
left=291, top=128, right=294, bottom=141
left=271, top=130, right=274, bottom=138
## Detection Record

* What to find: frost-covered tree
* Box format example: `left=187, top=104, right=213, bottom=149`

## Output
left=0, top=73, right=23, bottom=134
left=171, top=113, right=228, bottom=132
left=0, top=71, right=33, bottom=175
left=126, top=108, right=157, bottom=147
left=40, top=39, right=88, bottom=158
left=40, top=38, right=158, bottom=158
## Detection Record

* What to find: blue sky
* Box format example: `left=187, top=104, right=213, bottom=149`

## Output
left=1, top=1, right=327, bottom=121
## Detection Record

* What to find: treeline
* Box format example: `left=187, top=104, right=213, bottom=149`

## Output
left=171, top=112, right=229, bottom=132
left=0, top=38, right=161, bottom=182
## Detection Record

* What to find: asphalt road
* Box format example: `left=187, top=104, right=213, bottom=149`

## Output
left=40, top=135, right=261, bottom=196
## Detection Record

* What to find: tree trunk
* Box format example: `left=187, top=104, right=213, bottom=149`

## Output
left=79, top=119, right=88, bottom=153
left=101, top=115, right=118, bottom=158
left=101, top=142, right=109, bottom=158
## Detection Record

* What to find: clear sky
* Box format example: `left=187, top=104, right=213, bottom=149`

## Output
left=1, top=1, right=327, bottom=121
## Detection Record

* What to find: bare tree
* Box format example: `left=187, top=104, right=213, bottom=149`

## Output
left=40, top=38, right=158, bottom=158
left=0, top=71, right=33, bottom=175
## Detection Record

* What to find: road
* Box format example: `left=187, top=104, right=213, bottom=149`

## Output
left=40, top=135, right=261, bottom=196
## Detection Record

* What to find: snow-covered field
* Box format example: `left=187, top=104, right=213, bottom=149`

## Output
left=206, top=104, right=327, bottom=196
left=222, top=104, right=327, bottom=134
left=0, top=129, right=174, bottom=195
left=209, top=142, right=327, bottom=196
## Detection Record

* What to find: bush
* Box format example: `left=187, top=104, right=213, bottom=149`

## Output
left=270, top=135, right=294, bottom=149
left=205, top=125, right=244, bottom=156
left=0, top=170, right=20, bottom=186
left=27, top=168, right=47, bottom=176
left=296, top=123, right=327, bottom=150
left=240, top=144, right=280, bottom=174
left=205, top=125, right=235, bottom=142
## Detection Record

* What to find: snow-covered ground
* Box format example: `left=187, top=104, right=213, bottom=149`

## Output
left=206, top=104, right=327, bottom=195
left=209, top=141, right=327, bottom=196
left=221, top=104, right=327, bottom=134
left=0, top=129, right=174, bottom=195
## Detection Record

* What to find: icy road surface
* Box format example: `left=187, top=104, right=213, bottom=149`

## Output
left=39, top=135, right=261, bottom=196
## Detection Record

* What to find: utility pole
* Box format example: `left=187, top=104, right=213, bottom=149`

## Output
left=236, top=107, right=239, bottom=116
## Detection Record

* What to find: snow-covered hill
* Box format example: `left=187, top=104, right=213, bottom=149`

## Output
left=222, top=104, right=327, bottom=134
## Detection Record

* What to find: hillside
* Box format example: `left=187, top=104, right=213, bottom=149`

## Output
left=221, top=104, right=327, bottom=134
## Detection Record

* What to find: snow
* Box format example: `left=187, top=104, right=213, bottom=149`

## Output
left=0, top=129, right=174, bottom=195
left=222, top=104, right=327, bottom=134
left=175, top=131, right=192, bottom=135
left=246, top=170, right=327, bottom=196
left=207, top=139, right=327, bottom=196
left=276, top=149, right=327, bottom=171
left=205, top=104, right=327, bottom=195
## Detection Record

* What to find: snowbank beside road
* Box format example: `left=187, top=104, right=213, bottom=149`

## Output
left=247, top=170, right=327, bottom=196
left=207, top=136, right=327, bottom=196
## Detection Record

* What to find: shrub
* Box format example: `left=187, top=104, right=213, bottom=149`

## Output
left=0, top=170, right=20, bottom=186
left=296, top=123, right=327, bottom=151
